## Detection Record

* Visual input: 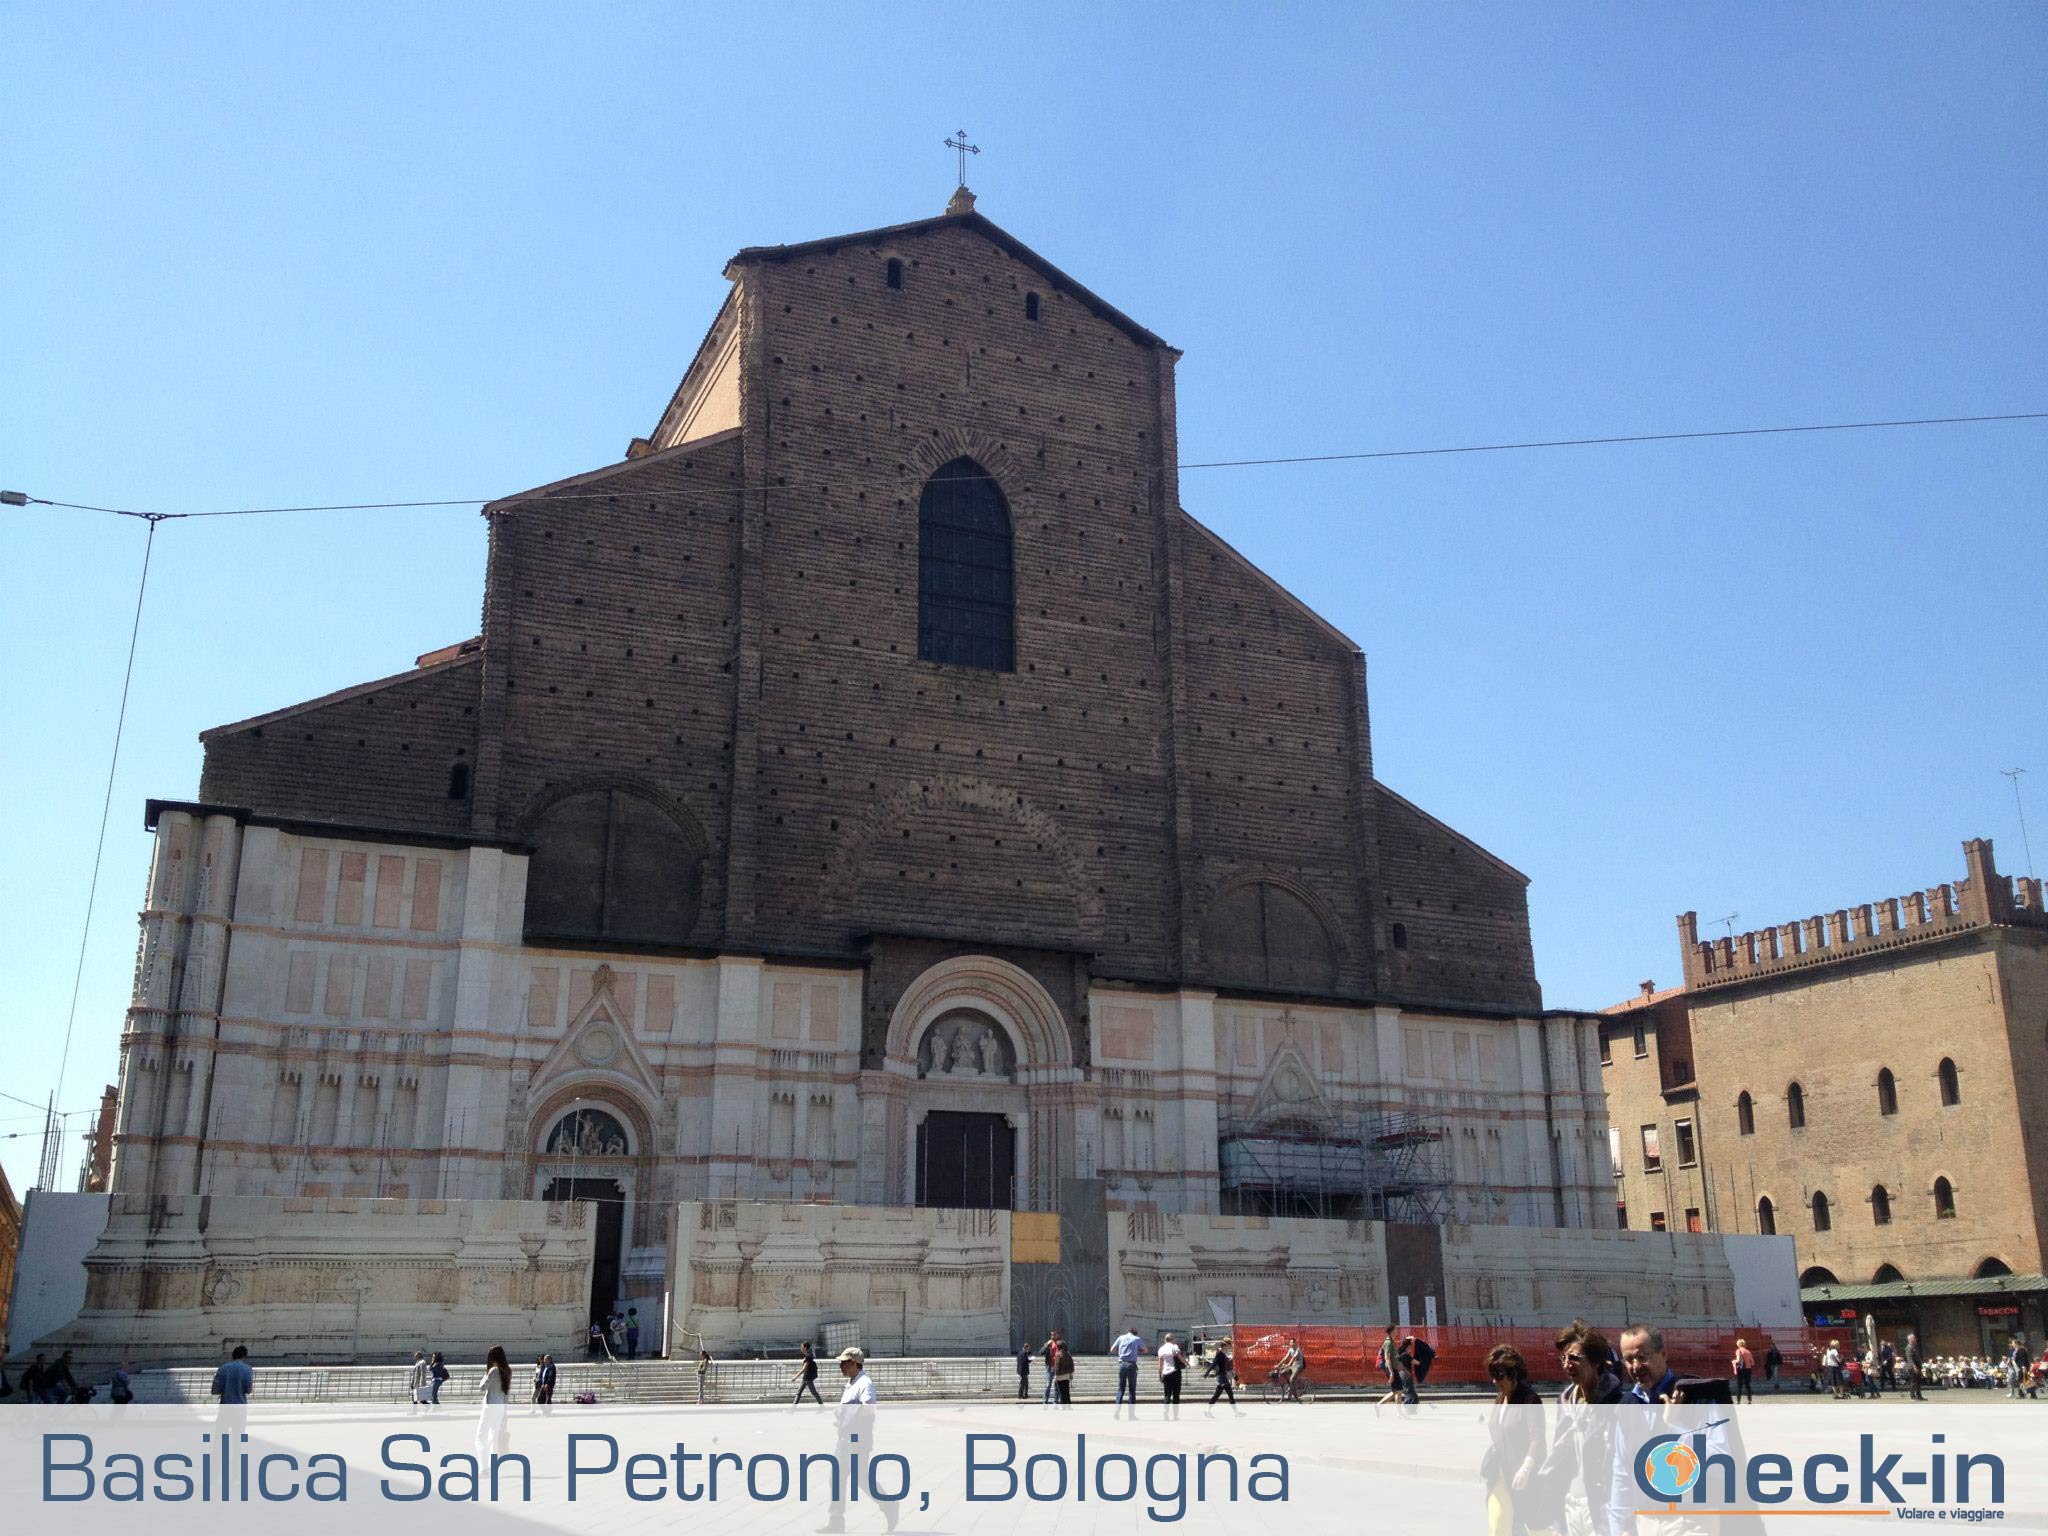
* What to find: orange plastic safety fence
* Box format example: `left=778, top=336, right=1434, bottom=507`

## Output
left=1231, top=1323, right=1827, bottom=1390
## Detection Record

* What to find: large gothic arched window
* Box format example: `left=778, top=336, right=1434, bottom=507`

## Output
left=917, top=458, right=1014, bottom=671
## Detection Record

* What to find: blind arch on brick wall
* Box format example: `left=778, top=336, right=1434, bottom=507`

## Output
left=917, top=458, right=1014, bottom=672
left=523, top=784, right=704, bottom=945
left=1200, top=878, right=1339, bottom=992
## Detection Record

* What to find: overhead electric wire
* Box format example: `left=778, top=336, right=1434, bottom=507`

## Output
left=11, top=409, right=2045, bottom=523
left=47, top=517, right=159, bottom=1135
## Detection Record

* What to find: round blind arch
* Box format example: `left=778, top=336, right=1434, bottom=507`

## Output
left=523, top=785, right=703, bottom=944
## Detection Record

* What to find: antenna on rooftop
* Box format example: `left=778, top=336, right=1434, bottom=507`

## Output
left=2003, top=768, right=2034, bottom=878
left=1713, top=912, right=1740, bottom=938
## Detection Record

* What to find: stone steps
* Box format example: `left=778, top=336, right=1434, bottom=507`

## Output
left=121, top=1355, right=1125, bottom=1406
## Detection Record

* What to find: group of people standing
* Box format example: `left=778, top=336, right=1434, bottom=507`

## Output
left=1011, top=1327, right=1246, bottom=1414
left=585, top=1308, right=642, bottom=1359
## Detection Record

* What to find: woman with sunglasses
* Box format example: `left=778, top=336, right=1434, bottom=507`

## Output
left=1482, top=1344, right=1548, bottom=1536
left=1534, top=1321, right=1624, bottom=1535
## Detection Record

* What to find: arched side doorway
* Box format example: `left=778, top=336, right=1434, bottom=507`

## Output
left=531, top=1098, right=649, bottom=1330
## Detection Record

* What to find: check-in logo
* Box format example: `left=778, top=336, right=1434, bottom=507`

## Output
left=1635, top=1439, right=1702, bottom=1501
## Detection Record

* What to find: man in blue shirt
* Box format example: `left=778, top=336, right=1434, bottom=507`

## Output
left=1109, top=1325, right=1147, bottom=1415
left=211, top=1344, right=254, bottom=1406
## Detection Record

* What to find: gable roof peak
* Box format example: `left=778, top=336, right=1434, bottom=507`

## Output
left=726, top=203, right=1173, bottom=352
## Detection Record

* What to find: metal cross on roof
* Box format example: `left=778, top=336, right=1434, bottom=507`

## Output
left=944, top=129, right=980, bottom=187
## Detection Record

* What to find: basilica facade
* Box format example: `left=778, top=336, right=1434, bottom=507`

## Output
left=111, top=191, right=1615, bottom=1326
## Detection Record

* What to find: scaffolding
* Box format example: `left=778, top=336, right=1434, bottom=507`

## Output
left=1217, top=1109, right=1450, bottom=1223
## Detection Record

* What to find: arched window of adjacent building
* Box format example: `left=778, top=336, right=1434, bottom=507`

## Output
left=1390, top=921, right=1408, bottom=950
left=1870, top=1184, right=1891, bottom=1225
left=1736, top=1090, right=1755, bottom=1137
left=1786, top=1080, right=1806, bottom=1130
left=1199, top=879, right=1339, bottom=991
left=1933, top=1176, right=1956, bottom=1219
left=1937, top=1056, right=1960, bottom=1106
left=1975, top=1256, right=2012, bottom=1280
left=524, top=785, right=703, bottom=945
left=1024, top=291, right=1040, bottom=320
left=1756, top=1195, right=1776, bottom=1235
left=447, top=759, right=471, bottom=800
left=1800, top=1265, right=1839, bottom=1288
left=1876, top=1067, right=1897, bottom=1116
left=917, top=458, right=1014, bottom=671
left=1811, top=1190, right=1831, bottom=1231
left=885, top=257, right=903, bottom=290
left=1873, top=1263, right=1904, bottom=1284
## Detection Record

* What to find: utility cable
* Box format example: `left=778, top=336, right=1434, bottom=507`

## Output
left=8, top=409, right=2044, bottom=522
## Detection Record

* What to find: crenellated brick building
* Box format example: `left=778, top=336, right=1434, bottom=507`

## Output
left=1603, top=837, right=2048, bottom=1355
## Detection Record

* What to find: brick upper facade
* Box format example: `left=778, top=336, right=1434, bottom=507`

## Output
left=197, top=197, right=1540, bottom=1018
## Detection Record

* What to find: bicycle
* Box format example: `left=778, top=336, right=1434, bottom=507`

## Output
left=1261, top=1368, right=1315, bottom=1405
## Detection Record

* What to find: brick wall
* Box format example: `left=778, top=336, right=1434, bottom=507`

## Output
left=190, top=206, right=1542, bottom=1019
left=1375, top=786, right=1540, bottom=1010
left=1682, top=939, right=2045, bottom=1281
left=198, top=656, right=480, bottom=835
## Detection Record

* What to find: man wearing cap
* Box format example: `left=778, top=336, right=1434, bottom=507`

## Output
left=819, top=1347, right=900, bottom=1534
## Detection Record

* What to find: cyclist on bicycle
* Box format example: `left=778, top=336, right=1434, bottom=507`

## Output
left=1278, top=1337, right=1307, bottom=1401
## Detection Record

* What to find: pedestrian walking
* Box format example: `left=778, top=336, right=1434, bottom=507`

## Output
left=1375, top=1324, right=1413, bottom=1409
left=1158, top=1332, right=1186, bottom=1417
left=44, top=1351, right=80, bottom=1405
left=1731, top=1337, right=1754, bottom=1403
left=626, top=1309, right=641, bottom=1360
left=587, top=1321, right=606, bottom=1360
left=534, top=1353, right=557, bottom=1406
left=1906, top=1332, right=1926, bottom=1401
left=1051, top=1337, right=1075, bottom=1406
left=1109, top=1323, right=1147, bottom=1414
left=1822, top=1339, right=1844, bottom=1399
left=1406, top=1333, right=1436, bottom=1392
left=791, top=1341, right=824, bottom=1406
left=408, top=1350, right=431, bottom=1410
left=2008, top=1336, right=2034, bottom=1399
left=108, top=1364, right=135, bottom=1407
left=1535, top=1320, right=1624, bottom=1536
left=1203, top=1338, right=1242, bottom=1414
left=696, top=1348, right=713, bottom=1405
left=1763, top=1340, right=1783, bottom=1393
left=817, top=1348, right=899, bottom=1534
left=1014, top=1342, right=1032, bottom=1401
left=1483, top=1345, right=1547, bottom=1536
left=476, top=1346, right=511, bottom=1458
left=210, top=1345, right=254, bottom=1406
left=1040, top=1330, right=1061, bottom=1405
left=429, top=1351, right=449, bottom=1404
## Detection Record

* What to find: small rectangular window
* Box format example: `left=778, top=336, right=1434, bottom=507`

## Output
left=1616, top=1201, right=1629, bottom=1229
left=1650, top=1210, right=1667, bottom=1232
left=1608, top=1127, right=1623, bottom=1177
left=1685, top=1207, right=1703, bottom=1234
left=1674, top=1119, right=1697, bottom=1167
left=1599, top=1030, right=1612, bottom=1066
left=1633, top=1023, right=1648, bottom=1059
left=1640, top=1124, right=1661, bottom=1172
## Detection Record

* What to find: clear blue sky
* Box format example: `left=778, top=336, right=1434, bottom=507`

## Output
left=4, top=3, right=2043, bottom=1194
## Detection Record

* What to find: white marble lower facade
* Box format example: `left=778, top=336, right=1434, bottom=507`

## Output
left=113, top=808, right=1617, bottom=1316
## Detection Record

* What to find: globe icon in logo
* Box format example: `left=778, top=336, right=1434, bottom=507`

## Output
left=1641, top=1442, right=1702, bottom=1499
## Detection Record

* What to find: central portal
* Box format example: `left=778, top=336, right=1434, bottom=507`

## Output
left=916, top=1111, right=1016, bottom=1209
left=544, top=1176, right=624, bottom=1327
